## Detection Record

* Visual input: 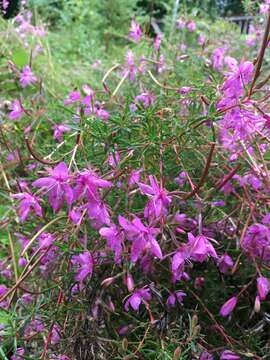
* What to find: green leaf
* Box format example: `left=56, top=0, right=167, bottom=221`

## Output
left=12, top=48, right=29, bottom=69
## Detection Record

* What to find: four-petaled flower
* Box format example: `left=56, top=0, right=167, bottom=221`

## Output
left=124, top=287, right=151, bottom=311
left=129, top=19, right=142, bottom=43
left=20, top=65, right=37, bottom=87
left=9, top=100, right=24, bottom=120
left=12, top=192, right=42, bottom=222
left=32, top=162, right=73, bottom=212
left=138, top=175, right=171, bottom=220
left=119, top=215, right=162, bottom=262
left=72, top=251, right=93, bottom=283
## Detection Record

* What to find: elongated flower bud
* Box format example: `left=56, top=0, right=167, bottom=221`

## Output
left=220, top=296, right=237, bottom=317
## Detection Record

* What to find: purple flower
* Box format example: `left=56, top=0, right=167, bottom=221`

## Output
left=72, top=251, right=93, bottom=283
left=9, top=100, right=24, bottom=120
left=38, top=232, right=55, bottom=249
left=129, top=19, right=142, bottom=43
left=260, top=4, right=269, bottom=13
left=124, top=287, right=151, bottom=311
left=241, top=223, right=270, bottom=261
left=198, top=34, right=206, bottom=46
left=218, top=254, right=234, bottom=274
left=53, top=124, right=71, bottom=142
left=187, top=233, right=218, bottom=262
left=74, top=169, right=112, bottom=202
left=154, top=35, right=162, bottom=52
left=64, top=91, right=81, bottom=105
left=32, top=162, right=73, bottom=212
left=257, top=277, right=270, bottom=300
left=138, top=175, right=171, bottom=220
left=187, top=21, right=196, bottom=32
left=128, top=169, right=142, bottom=186
left=124, top=50, right=137, bottom=81
left=24, top=318, right=44, bottom=337
left=11, top=348, right=25, bottom=360
left=119, top=215, right=161, bottom=262
left=178, top=86, right=192, bottom=95
left=134, top=92, right=156, bottom=108
left=220, top=350, right=240, bottom=360
left=222, top=61, right=254, bottom=98
left=51, top=324, right=61, bottom=345
left=12, top=192, right=42, bottom=222
left=199, top=351, right=214, bottom=360
left=176, top=19, right=185, bottom=30
left=19, top=65, right=37, bottom=87
left=99, top=223, right=124, bottom=263
left=212, top=48, right=226, bottom=70
left=220, top=296, right=237, bottom=317
left=166, top=290, right=186, bottom=307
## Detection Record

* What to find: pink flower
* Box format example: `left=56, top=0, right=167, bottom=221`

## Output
left=154, top=35, right=162, bottom=52
left=51, top=324, right=61, bottom=345
left=32, top=162, right=73, bottom=212
left=123, top=50, right=138, bottom=81
left=19, top=65, right=37, bottom=87
left=199, top=351, right=214, bottom=360
left=166, top=290, right=186, bottom=307
left=220, top=296, right=237, bottom=317
left=99, top=223, right=124, bottom=263
left=176, top=19, right=185, bottom=30
left=260, top=4, right=269, bottom=13
left=220, top=350, right=240, bottom=360
left=9, top=100, right=24, bottom=120
left=124, top=287, right=151, bottom=311
left=38, top=232, right=55, bottom=249
left=128, top=169, right=142, bottom=186
left=129, top=19, right=142, bottom=43
left=218, top=254, right=234, bottom=274
left=257, top=277, right=270, bottom=300
left=178, top=86, right=192, bottom=95
left=53, top=124, right=71, bottom=142
left=138, top=175, right=171, bottom=220
left=212, top=47, right=226, bottom=70
left=198, top=33, right=206, bottom=46
left=134, top=92, right=156, bottom=109
left=12, top=192, right=42, bottom=222
left=64, top=91, right=81, bottom=105
left=187, top=233, right=218, bottom=262
left=119, top=215, right=162, bottom=262
left=187, top=21, right=196, bottom=32
left=72, top=251, right=93, bottom=283
left=11, top=348, right=25, bottom=360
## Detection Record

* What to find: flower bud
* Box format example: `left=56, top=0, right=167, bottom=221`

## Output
left=220, top=296, right=237, bottom=317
